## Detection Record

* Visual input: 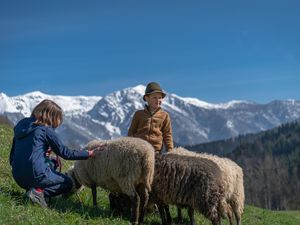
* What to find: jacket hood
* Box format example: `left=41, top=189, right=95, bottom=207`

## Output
left=14, top=117, right=37, bottom=139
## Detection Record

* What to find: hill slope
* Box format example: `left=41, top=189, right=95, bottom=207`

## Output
left=1, top=124, right=300, bottom=224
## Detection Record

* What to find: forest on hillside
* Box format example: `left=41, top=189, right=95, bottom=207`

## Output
left=187, top=120, right=300, bottom=210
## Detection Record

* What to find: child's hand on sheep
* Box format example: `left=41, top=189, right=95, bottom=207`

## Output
left=88, top=144, right=108, bottom=157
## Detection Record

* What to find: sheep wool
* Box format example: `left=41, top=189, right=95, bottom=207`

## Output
left=152, top=153, right=226, bottom=225
left=67, top=137, right=155, bottom=225
left=172, top=147, right=245, bottom=225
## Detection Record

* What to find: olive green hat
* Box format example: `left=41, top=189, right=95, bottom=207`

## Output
left=143, top=82, right=166, bottom=101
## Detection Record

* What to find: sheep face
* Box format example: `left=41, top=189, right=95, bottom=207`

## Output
left=65, top=167, right=84, bottom=194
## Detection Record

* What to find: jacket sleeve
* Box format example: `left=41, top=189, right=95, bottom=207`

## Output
left=9, top=137, right=16, bottom=166
left=128, top=112, right=138, bottom=137
left=162, top=113, right=174, bottom=152
left=46, top=128, right=89, bottom=160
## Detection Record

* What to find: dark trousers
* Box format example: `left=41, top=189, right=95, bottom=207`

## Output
left=13, top=169, right=73, bottom=198
left=38, top=170, right=73, bottom=197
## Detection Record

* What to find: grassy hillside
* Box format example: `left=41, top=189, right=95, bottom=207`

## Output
left=1, top=125, right=300, bottom=224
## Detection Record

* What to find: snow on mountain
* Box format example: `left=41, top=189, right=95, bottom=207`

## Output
left=1, top=86, right=300, bottom=147
left=0, top=92, right=18, bottom=114
left=1, top=91, right=101, bottom=117
left=85, top=85, right=146, bottom=139
left=174, top=95, right=250, bottom=110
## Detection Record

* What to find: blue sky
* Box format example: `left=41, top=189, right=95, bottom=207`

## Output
left=1, top=0, right=299, bottom=103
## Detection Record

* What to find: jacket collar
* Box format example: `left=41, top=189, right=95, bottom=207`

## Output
left=144, top=105, right=161, bottom=116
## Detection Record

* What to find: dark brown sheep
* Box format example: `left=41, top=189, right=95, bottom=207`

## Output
left=150, top=153, right=226, bottom=225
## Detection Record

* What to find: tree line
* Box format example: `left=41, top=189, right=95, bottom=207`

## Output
left=187, top=120, right=300, bottom=210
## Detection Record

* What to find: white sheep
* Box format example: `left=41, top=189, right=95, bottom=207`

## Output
left=66, top=137, right=155, bottom=225
left=172, top=147, right=244, bottom=225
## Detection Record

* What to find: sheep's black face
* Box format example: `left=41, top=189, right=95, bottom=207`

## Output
left=65, top=168, right=83, bottom=193
left=72, top=174, right=83, bottom=190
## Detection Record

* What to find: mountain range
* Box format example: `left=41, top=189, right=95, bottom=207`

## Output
left=1, top=85, right=300, bottom=148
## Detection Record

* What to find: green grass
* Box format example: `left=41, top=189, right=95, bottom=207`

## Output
left=1, top=124, right=300, bottom=224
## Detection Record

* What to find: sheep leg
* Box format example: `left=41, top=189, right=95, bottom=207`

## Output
left=211, top=217, right=222, bottom=225
left=163, top=204, right=172, bottom=224
left=230, top=202, right=241, bottom=225
left=187, top=207, right=195, bottom=225
left=227, top=213, right=233, bottom=225
left=157, top=203, right=169, bottom=225
left=227, top=208, right=233, bottom=225
left=176, top=206, right=183, bottom=224
left=136, top=184, right=148, bottom=224
left=91, top=183, right=97, bottom=207
left=234, top=211, right=241, bottom=225
left=130, top=192, right=140, bottom=225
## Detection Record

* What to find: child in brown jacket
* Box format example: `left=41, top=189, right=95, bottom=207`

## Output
left=128, top=82, right=174, bottom=153
left=109, top=82, right=174, bottom=214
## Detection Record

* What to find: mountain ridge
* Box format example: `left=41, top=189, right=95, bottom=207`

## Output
left=1, top=85, right=300, bottom=147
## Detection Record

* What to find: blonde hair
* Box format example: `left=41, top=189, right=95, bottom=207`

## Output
left=31, top=99, right=63, bottom=128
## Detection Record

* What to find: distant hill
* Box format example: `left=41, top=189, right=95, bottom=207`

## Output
left=187, top=120, right=300, bottom=210
left=0, top=115, right=13, bottom=127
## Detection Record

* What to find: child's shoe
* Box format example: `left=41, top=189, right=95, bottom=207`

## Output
left=26, top=188, right=48, bottom=208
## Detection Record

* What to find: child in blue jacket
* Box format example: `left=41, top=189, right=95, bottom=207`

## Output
left=9, top=99, right=102, bottom=208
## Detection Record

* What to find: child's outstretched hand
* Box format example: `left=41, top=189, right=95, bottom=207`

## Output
left=88, top=144, right=108, bottom=157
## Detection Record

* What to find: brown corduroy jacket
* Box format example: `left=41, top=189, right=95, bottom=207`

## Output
left=128, top=106, right=174, bottom=152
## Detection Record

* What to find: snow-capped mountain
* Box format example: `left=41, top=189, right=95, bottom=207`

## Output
left=0, top=91, right=101, bottom=124
left=1, top=86, right=300, bottom=147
